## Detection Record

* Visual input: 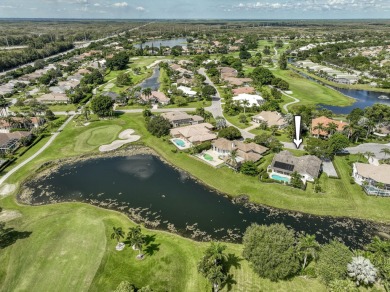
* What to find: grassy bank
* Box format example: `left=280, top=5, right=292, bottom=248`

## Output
left=4, top=113, right=390, bottom=223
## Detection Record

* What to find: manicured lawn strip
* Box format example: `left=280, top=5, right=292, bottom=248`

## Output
left=224, top=114, right=252, bottom=129
left=249, top=128, right=291, bottom=142
left=164, top=99, right=211, bottom=109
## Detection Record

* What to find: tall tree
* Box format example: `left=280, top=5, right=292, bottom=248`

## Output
left=296, top=234, right=320, bottom=270
left=197, top=242, right=228, bottom=292
left=242, top=223, right=300, bottom=281
left=111, top=227, right=125, bottom=243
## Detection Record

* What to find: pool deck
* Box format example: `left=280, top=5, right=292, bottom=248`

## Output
left=270, top=172, right=290, bottom=183
left=195, top=150, right=224, bottom=167
left=170, top=138, right=192, bottom=150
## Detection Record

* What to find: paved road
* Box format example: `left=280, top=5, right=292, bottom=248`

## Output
left=198, top=68, right=255, bottom=140
left=0, top=114, right=75, bottom=186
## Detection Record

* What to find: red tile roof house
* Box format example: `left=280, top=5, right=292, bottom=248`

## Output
left=232, top=87, right=255, bottom=95
left=311, top=116, right=348, bottom=138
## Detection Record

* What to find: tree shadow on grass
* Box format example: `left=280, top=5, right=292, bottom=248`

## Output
left=143, top=234, right=160, bottom=256
left=0, top=227, right=32, bottom=249
left=221, top=253, right=242, bottom=291
left=225, top=253, right=242, bottom=270
left=144, top=243, right=160, bottom=256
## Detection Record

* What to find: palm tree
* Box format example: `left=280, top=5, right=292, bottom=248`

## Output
left=241, top=99, right=250, bottom=115
left=131, top=233, right=145, bottom=259
left=111, top=227, right=125, bottom=243
left=326, top=122, right=338, bottom=136
left=142, top=87, right=152, bottom=103
left=225, top=149, right=239, bottom=170
left=364, top=151, right=375, bottom=163
left=313, top=122, right=325, bottom=138
left=380, top=148, right=390, bottom=158
left=127, top=225, right=142, bottom=250
left=207, top=265, right=227, bottom=292
left=198, top=242, right=228, bottom=292
left=296, top=234, right=320, bottom=270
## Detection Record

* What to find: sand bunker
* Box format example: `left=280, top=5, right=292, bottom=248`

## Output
left=0, top=184, right=16, bottom=197
left=99, top=129, right=141, bottom=152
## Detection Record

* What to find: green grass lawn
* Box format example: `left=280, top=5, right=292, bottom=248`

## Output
left=272, top=69, right=355, bottom=108
left=164, top=99, right=211, bottom=109
left=0, top=196, right=326, bottom=291
left=249, top=128, right=291, bottom=142
left=224, top=114, right=252, bottom=129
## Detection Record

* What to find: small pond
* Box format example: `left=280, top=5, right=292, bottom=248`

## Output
left=21, top=154, right=382, bottom=249
left=139, top=67, right=160, bottom=90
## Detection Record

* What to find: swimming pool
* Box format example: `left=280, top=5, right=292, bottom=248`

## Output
left=203, top=153, right=214, bottom=161
left=173, top=138, right=186, bottom=147
left=271, top=174, right=290, bottom=183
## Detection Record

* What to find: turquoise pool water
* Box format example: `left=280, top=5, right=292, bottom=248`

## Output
left=271, top=174, right=290, bottom=183
left=173, top=139, right=186, bottom=147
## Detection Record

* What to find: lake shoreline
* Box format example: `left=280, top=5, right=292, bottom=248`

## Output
left=17, top=146, right=390, bottom=246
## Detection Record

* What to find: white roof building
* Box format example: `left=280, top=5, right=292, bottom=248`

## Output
left=177, top=86, right=196, bottom=96
left=232, top=93, right=264, bottom=107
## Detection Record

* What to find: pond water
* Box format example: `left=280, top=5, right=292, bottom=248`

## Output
left=134, top=38, right=187, bottom=49
left=293, top=70, right=390, bottom=114
left=139, top=67, right=160, bottom=90
left=22, top=154, right=380, bottom=249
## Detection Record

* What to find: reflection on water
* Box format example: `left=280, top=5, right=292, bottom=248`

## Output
left=21, top=154, right=381, bottom=248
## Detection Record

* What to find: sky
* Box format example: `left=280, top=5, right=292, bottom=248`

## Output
left=0, top=0, right=390, bottom=19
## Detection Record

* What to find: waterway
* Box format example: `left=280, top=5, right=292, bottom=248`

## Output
left=139, top=67, right=160, bottom=90
left=293, top=69, right=390, bottom=114
left=20, top=153, right=382, bottom=249
left=134, top=38, right=187, bottom=49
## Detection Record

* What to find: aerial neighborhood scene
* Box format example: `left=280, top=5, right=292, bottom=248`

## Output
left=1, top=1, right=390, bottom=291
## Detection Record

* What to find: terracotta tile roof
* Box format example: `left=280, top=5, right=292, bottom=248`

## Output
left=232, top=87, right=255, bottom=95
left=311, top=116, right=348, bottom=136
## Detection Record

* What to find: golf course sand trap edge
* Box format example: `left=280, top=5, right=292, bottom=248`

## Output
left=99, top=129, right=141, bottom=152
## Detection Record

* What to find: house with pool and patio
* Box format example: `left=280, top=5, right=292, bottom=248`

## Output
left=268, top=151, right=322, bottom=184
left=197, top=138, right=268, bottom=167
left=352, top=163, right=390, bottom=197
left=170, top=123, right=217, bottom=150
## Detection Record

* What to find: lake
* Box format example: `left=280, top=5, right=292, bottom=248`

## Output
left=293, top=70, right=390, bottom=114
left=21, top=154, right=380, bottom=249
left=134, top=38, right=187, bottom=49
